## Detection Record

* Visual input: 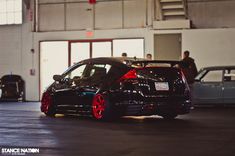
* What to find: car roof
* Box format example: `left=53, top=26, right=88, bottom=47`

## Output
left=63, top=57, right=181, bottom=76
left=79, top=57, right=127, bottom=67
left=78, top=57, right=180, bottom=67
left=201, top=66, right=235, bottom=70
left=1, top=75, right=23, bottom=82
left=1, top=74, right=22, bottom=79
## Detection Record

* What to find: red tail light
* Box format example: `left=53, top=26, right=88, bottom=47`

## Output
left=119, top=69, right=137, bottom=81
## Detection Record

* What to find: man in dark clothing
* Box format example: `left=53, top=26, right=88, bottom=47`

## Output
left=181, top=51, right=198, bottom=84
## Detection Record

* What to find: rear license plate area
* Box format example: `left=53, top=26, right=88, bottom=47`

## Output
left=155, top=82, right=169, bottom=91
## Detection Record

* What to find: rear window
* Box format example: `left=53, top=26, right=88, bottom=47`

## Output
left=131, top=61, right=181, bottom=69
left=136, top=67, right=182, bottom=81
left=136, top=67, right=185, bottom=94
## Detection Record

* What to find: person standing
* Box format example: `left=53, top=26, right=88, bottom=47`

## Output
left=146, top=53, right=152, bottom=60
left=181, top=50, right=198, bottom=84
left=121, top=52, right=127, bottom=58
left=121, top=52, right=128, bottom=63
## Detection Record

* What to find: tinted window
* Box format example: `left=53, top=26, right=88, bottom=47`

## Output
left=201, top=70, right=223, bottom=82
left=59, top=63, right=113, bottom=87
left=87, top=64, right=111, bottom=79
left=66, top=64, right=87, bottom=79
left=137, top=67, right=182, bottom=82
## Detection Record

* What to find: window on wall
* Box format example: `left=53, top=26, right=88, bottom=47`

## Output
left=113, top=39, right=144, bottom=58
left=92, top=42, right=112, bottom=58
left=0, top=0, right=22, bottom=25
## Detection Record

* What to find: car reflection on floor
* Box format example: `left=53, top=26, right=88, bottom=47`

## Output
left=0, top=102, right=235, bottom=156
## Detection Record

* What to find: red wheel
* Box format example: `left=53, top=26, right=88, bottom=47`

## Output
left=41, top=91, right=55, bottom=116
left=92, top=94, right=105, bottom=119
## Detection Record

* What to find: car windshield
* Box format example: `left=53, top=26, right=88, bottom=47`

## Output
left=195, top=69, right=207, bottom=81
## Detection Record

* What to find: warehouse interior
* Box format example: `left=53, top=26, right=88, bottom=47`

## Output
left=1, top=0, right=235, bottom=101
left=1, top=1, right=235, bottom=156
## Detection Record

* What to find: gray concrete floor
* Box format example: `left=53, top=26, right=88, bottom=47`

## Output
left=0, top=102, right=235, bottom=156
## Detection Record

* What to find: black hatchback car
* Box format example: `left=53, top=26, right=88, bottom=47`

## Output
left=0, top=74, right=25, bottom=101
left=41, top=57, right=191, bottom=120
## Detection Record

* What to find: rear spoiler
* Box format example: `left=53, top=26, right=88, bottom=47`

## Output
left=131, top=60, right=182, bottom=67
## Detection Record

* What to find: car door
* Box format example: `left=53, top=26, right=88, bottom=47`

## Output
left=57, top=62, right=113, bottom=104
left=192, top=69, right=223, bottom=104
left=223, top=68, right=235, bottom=104
left=53, top=63, right=90, bottom=107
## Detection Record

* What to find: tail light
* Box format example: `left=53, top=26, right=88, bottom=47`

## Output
left=119, top=69, right=137, bottom=82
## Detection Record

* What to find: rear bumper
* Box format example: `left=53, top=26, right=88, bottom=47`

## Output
left=111, top=92, right=191, bottom=116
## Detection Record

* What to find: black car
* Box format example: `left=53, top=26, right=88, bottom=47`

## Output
left=41, top=57, right=191, bottom=120
left=0, top=74, right=25, bottom=101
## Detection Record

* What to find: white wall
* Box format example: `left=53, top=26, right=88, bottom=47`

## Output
left=0, top=2, right=36, bottom=101
left=0, top=25, right=22, bottom=76
left=38, top=0, right=150, bottom=31
left=3, top=26, right=235, bottom=101
left=188, top=0, right=235, bottom=28
left=182, top=28, right=235, bottom=69
left=38, top=0, right=235, bottom=30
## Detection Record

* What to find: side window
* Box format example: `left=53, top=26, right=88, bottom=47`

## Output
left=224, top=69, right=235, bottom=81
left=230, top=70, right=235, bottom=81
left=201, top=70, right=223, bottom=82
left=66, top=64, right=87, bottom=79
left=87, top=64, right=112, bottom=79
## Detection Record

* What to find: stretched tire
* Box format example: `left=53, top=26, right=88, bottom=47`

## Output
left=92, top=93, right=114, bottom=121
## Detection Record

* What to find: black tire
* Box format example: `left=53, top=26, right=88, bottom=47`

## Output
left=161, top=114, right=178, bottom=120
left=92, top=93, right=117, bottom=121
left=45, top=105, right=56, bottom=117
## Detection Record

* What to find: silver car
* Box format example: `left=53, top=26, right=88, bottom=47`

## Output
left=192, top=66, right=235, bottom=105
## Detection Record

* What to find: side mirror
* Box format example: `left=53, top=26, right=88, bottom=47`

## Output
left=53, top=75, right=63, bottom=81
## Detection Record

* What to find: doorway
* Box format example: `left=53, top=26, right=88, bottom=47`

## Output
left=40, top=40, right=113, bottom=96
left=70, top=42, right=90, bottom=65
left=70, top=40, right=112, bottom=65
left=154, top=34, right=181, bottom=60
left=40, top=39, right=144, bottom=97
left=113, top=39, right=144, bottom=58
left=40, top=41, right=69, bottom=95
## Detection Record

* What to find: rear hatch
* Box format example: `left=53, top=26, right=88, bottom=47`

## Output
left=136, top=67, right=187, bottom=96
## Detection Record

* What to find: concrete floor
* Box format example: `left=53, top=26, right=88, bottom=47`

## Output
left=0, top=102, right=235, bottom=156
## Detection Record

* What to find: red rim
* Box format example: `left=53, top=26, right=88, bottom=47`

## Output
left=41, top=91, right=52, bottom=114
left=92, top=94, right=105, bottom=119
